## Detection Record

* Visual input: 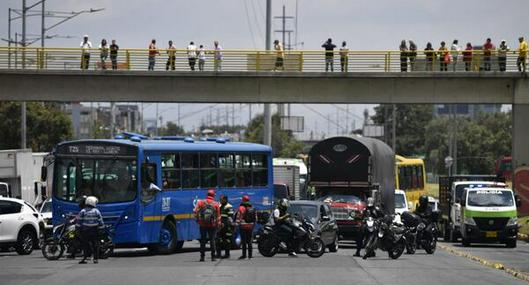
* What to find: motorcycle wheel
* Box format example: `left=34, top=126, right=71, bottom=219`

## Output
left=388, top=239, right=405, bottom=260
left=363, top=235, right=376, bottom=258
left=306, top=237, right=325, bottom=258
left=42, top=241, right=65, bottom=260
left=424, top=238, right=437, bottom=254
left=257, top=236, right=278, bottom=257
left=99, top=244, right=114, bottom=259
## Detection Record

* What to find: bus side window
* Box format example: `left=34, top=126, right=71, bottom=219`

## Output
left=141, top=163, right=158, bottom=203
left=252, top=153, right=268, bottom=187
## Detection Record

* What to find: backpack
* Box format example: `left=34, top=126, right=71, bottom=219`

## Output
left=243, top=206, right=256, bottom=223
left=198, top=201, right=217, bottom=226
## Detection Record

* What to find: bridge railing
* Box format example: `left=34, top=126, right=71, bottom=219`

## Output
left=0, top=46, right=524, bottom=72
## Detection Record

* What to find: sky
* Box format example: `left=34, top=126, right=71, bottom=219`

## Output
left=1, top=0, right=526, bottom=137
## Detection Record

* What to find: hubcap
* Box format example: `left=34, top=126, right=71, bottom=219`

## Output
left=160, top=228, right=172, bottom=247
left=22, top=234, right=33, bottom=252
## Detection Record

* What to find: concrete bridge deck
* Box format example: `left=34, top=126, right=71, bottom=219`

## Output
left=0, top=69, right=527, bottom=104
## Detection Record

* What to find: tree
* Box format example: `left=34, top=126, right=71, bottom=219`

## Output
left=0, top=102, right=73, bottom=152
left=245, top=113, right=304, bottom=157
left=425, top=112, right=511, bottom=175
left=371, top=104, right=434, bottom=156
left=160, top=121, right=185, bottom=136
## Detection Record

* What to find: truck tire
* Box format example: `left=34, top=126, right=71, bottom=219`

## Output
left=462, top=237, right=471, bottom=247
left=449, top=228, right=456, bottom=242
left=443, top=222, right=450, bottom=241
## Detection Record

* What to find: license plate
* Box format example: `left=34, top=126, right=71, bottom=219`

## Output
left=485, top=231, right=497, bottom=238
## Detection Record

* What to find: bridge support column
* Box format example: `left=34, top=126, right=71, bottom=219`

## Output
left=513, top=104, right=529, bottom=169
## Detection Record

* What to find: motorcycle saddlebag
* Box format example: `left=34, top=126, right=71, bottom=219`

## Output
left=401, top=211, right=420, bottom=227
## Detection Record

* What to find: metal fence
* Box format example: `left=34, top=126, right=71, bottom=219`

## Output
left=0, top=46, right=525, bottom=73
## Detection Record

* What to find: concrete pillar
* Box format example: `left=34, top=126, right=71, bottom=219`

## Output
left=513, top=104, right=529, bottom=169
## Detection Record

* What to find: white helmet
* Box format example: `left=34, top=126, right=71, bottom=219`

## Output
left=366, top=197, right=375, bottom=207
left=85, top=196, right=98, bottom=207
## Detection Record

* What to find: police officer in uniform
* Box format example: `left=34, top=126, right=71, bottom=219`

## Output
left=216, top=195, right=234, bottom=259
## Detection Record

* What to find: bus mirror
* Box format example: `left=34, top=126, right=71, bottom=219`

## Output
left=460, top=199, right=466, bottom=207
left=41, top=166, right=47, bottom=181
left=34, top=182, right=39, bottom=196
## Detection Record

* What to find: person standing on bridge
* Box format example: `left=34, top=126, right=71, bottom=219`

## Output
left=198, top=45, right=206, bottom=71
left=166, top=40, right=176, bottom=71
left=110, top=40, right=119, bottom=70
left=399, top=40, right=408, bottom=72
left=438, top=41, right=449, bottom=71
left=322, top=38, right=336, bottom=72
left=517, top=37, right=527, bottom=72
left=498, top=40, right=509, bottom=72
left=483, top=38, right=495, bottom=71
left=99, top=39, right=109, bottom=70
left=424, top=42, right=435, bottom=71
left=213, top=41, right=223, bottom=71
left=187, top=41, right=198, bottom=71
left=463, top=43, right=473, bottom=71
left=339, top=41, right=349, bottom=72
left=274, top=40, right=285, bottom=71
left=408, top=40, right=417, bottom=71
left=148, top=39, right=160, bottom=71
left=80, top=35, right=92, bottom=70
left=450, top=39, right=461, bottom=72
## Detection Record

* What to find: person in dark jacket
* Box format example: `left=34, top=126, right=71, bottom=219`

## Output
left=236, top=195, right=256, bottom=259
left=77, top=196, right=104, bottom=264
left=216, top=195, right=234, bottom=259
left=424, top=42, right=435, bottom=71
left=322, top=38, right=337, bottom=72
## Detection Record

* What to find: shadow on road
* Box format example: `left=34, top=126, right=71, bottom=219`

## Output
left=111, top=246, right=201, bottom=258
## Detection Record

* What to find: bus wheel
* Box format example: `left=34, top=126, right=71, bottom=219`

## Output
left=155, top=220, right=177, bottom=255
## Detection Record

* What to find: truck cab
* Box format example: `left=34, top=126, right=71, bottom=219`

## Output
left=460, top=187, right=519, bottom=248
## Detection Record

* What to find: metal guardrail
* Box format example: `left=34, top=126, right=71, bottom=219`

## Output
left=0, top=46, right=525, bottom=73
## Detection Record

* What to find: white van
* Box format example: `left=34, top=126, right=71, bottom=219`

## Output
left=394, top=189, right=409, bottom=215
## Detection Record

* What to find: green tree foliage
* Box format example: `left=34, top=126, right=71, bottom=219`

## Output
left=245, top=113, right=304, bottom=158
left=371, top=105, right=434, bottom=156
left=425, top=112, right=511, bottom=175
left=160, top=121, right=185, bottom=136
left=0, top=102, right=72, bottom=151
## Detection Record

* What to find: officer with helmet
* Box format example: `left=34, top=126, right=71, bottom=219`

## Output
left=272, top=198, right=297, bottom=256
left=415, top=195, right=433, bottom=221
left=360, top=197, right=384, bottom=258
left=77, top=196, right=104, bottom=264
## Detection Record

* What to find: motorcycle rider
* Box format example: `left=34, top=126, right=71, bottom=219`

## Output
left=216, top=195, right=234, bottom=259
left=77, top=196, right=104, bottom=264
left=271, top=198, right=297, bottom=256
left=360, top=197, right=384, bottom=258
left=414, top=195, right=433, bottom=244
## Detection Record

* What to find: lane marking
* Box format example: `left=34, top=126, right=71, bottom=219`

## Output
left=439, top=244, right=529, bottom=282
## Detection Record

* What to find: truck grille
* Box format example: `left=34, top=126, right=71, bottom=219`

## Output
left=331, top=208, right=352, bottom=220
left=474, top=217, right=509, bottom=231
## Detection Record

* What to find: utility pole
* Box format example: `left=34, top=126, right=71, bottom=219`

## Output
left=41, top=0, right=44, bottom=47
left=263, top=0, right=272, bottom=146
left=21, top=0, right=27, bottom=149
left=274, top=5, right=294, bottom=117
left=392, top=104, right=397, bottom=151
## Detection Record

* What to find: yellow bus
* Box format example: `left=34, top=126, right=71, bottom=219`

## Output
left=395, top=155, right=427, bottom=209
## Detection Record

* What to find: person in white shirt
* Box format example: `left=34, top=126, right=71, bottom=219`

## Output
left=80, top=35, right=92, bottom=69
left=213, top=41, right=223, bottom=71
left=198, top=45, right=206, bottom=71
left=450, top=39, right=461, bottom=72
left=187, top=41, right=197, bottom=71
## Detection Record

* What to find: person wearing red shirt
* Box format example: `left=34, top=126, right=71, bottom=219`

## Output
left=148, top=39, right=160, bottom=71
left=463, top=43, right=473, bottom=71
left=236, top=195, right=257, bottom=259
left=483, top=38, right=495, bottom=71
left=194, top=189, right=221, bottom=261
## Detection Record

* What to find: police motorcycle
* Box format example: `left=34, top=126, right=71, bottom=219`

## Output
left=363, top=214, right=406, bottom=259
left=41, top=215, right=114, bottom=260
left=416, top=211, right=440, bottom=254
left=257, top=213, right=325, bottom=258
left=400, top=211, right=420, bottom=254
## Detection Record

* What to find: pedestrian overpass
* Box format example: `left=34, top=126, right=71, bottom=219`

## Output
left=0, top=47, right=528, bottom=171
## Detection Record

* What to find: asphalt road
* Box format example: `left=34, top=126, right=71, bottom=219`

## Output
left=0, top=241, right=527, bottom=285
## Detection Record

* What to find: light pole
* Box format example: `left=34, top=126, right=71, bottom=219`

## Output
left=263, top=0, right=272, bottom=146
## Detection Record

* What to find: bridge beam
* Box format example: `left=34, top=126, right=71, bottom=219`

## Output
left=0, top=70, right=525, bottom=104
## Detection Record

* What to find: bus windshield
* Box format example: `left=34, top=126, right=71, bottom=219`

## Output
left=467, top=190, right=514, bottom=207
left=54, top=158, right=137, bottom=203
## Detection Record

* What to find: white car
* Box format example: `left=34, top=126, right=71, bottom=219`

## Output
left=0, top=197, right=44, bottom=255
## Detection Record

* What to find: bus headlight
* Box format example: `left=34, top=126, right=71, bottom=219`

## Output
left=464, top=216, right=476, bottom=226
left=506, top=217, right=518, bottom=227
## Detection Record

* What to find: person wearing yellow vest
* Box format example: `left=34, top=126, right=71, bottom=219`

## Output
left=517, top=37, right=528, bottom=72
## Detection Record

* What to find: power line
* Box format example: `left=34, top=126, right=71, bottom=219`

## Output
left=302, top=104, right=346, bottom=133
left=249, top=0, right=264, bottom=42
left=242, top=0, right=257, bottom=49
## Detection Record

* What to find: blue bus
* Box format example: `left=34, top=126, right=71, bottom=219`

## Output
left=51, top=136, right=273, bottom=253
